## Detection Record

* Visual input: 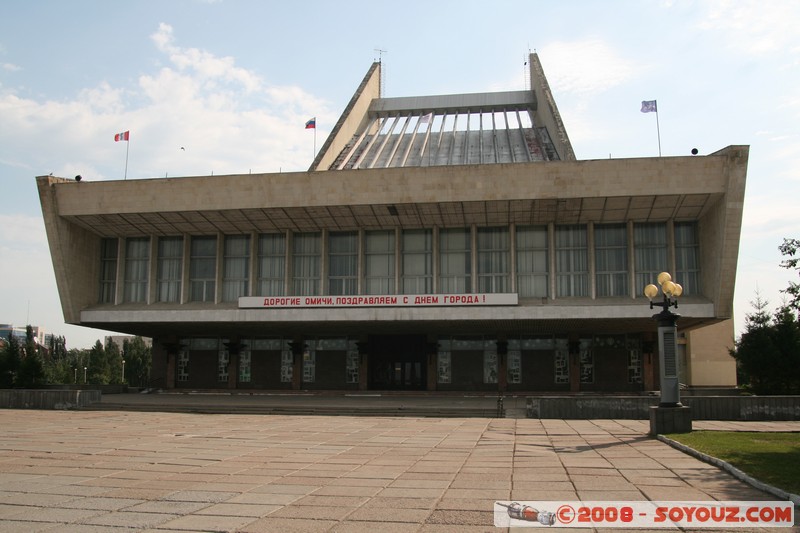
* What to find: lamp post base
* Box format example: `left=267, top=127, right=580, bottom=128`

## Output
left=649, top=405, right=692, bottom=435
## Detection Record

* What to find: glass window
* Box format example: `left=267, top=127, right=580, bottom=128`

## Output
left=365, top=230, right=395, bottom=295
left=595, top=224, right=628, bottom=297
left=402, top=229, right=432, bottom=294
left=292, top=232, right=320, bottom=295
left=239, top=349, right=251, bottom=383
left=257, top=233, right=285, bottom=296
left=157, top=237, right=183, bottom=303
left=675, top=222, right=700, bottom=295
left=222, top=235, right=250, bottom=302
left=554, top=338, right=569, bottom=384
left=634, top=222, right=667, bottom=292
left=177, top=348, right=189, bottom=382
left=123, top=237, right=150, bottom=303
left=302, top=343, right=316, bottom=383
left=516, top=226, right=548, bottom=298
left=437, top=340, right=451, bottom=384
left=507, top=339, right=521, bottom=384
left=189, top=236, right=217, bottom=302
left=483, top=340, right=498, bottom=384
left=99, top=238, right=118, bottom=304
left=346, top=340, right=359, bottom=384
left=477, top=227, right=509, bottom=293
left=439, top=228, right=471, bottom=294
left=218, top=343, right=229, bottom=382
left=556, top=225, right=588, bottom=297
left=329, top=231, right=358, bottom=296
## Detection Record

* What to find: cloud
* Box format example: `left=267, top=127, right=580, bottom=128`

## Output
left=537, top=40, right=641, bottom=95
left=698, top=0, right=800, bottom=56
left=0, top=23, right=334, bottom=181
left=2, top=62, right=20, bottom=72
left=151, top=23, right=262, bottom=94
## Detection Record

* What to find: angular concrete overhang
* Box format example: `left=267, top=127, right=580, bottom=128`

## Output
left=79, top=301, right=717, bottom=340
left=38, top=145, right=747, bottom=331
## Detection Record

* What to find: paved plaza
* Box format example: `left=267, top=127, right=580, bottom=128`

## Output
left=0, top=407, right=798, bottom=532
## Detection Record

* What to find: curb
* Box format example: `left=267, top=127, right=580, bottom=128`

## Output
left=657, top=435, right=800, bottom=506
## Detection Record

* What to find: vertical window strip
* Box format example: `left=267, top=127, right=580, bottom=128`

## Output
left=556, top=225, right=588, bottom=297
left=222, top=235, right=250, bottom=302
left=189, top=236, right=217, bottom=302
left=516, top=226, right=548, bottom=298
left=401, top=229, right=432, bottom=294
left=157, top=237, right=183, bottom=303
left=595, top=224, right=628, bottom=297
left=123, top=237, right=150, bottom=303
left=99, top=238, right=118, bottom=303
left=634, top=223, right=667, bottom=291
left=257, top=233, right=286, bottom=296
left=292, top=232, right=320, bottom=296
left=477, top=227, right=509, bottom=293
left=439, top=228, right=471, bottom=294
left=328, top=231, right=358, bottom=296
left=365, top=230, right=396, bottom=295
left=674, top=222, right=700, bottom=295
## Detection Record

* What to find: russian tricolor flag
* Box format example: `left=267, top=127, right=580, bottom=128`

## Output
left=305, top=118, right=316, bottom=129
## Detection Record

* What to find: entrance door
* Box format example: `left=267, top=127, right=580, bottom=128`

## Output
left=368, top=335, right=427, bottom=390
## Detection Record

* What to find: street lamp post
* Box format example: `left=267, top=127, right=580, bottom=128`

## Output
left=73, top=367, right=77, bottom=384
left=122, top=359, right=126, bottom=384
left=644, top=272, right=692, bottom=434
left=83, top=366, right=87, bottom=384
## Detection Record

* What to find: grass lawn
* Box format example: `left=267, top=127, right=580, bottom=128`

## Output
left=665, top=431, right=800, bottom=496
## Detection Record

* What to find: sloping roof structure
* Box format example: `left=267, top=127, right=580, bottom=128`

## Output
left=311, top=54, right=575, bottom=172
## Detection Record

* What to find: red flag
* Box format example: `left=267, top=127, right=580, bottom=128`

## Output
left=114, top=131, right=130, bottom=142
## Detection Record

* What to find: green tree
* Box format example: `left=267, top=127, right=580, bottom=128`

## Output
left=731, top=293, right=800, bottom=394
left=87, top=340, right=109, bottom=384
left=106, top=339, right=123, bottom=384
left=122, top=337, right=151, bottom=388
left=0, top=334, right=21, bottom=388
left=17, top=351, right=46, bottom=388
left=780, top=238, right=800, bottom=314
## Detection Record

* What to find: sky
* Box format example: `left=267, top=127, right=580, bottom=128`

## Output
left=1, top=0, right=799, bottom=350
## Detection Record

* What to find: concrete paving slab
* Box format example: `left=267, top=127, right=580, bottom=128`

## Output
left=0, top=408, right=798, bottom=531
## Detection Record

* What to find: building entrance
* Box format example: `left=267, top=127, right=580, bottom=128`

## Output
left=368, top=335, right=427, bottom=390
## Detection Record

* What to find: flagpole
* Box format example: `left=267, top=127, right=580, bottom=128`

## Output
left=124, top=137, right=130, bottom=180
left=655, top=109, right=662, bottom=157
left=313, top=126, right=317, bottom=159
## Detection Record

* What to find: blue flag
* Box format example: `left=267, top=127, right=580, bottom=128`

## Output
left=641, top=100, right=657, bottom=113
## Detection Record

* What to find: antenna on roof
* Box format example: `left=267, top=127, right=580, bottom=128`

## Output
left=374, top=48, right=387, bottom=97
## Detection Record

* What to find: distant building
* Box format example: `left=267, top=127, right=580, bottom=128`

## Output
left=104, top=335, right=152, bottom=349
left=37, top=54, right=747, bottom=393
left=0, top=324, right=48, bottom=354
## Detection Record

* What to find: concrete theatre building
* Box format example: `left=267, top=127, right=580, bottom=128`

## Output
left=38, top=54, right=748, bottom=394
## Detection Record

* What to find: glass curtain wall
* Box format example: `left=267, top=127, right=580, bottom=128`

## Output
left=157, top=236, right=183, bottom=302
left=439, top=228, right=471, bottom=294
left=222, top=235, right=250, bottom=302
left=516, top=226, right=548, bottom=298
left=634, top=223, right=667, bottom=291
left=292, top=232, right=320, bottom=295
left=365, top=230, right=395, bottom=294
left=674, top=222, right=699, bottom=295
left=402, top=229, right=432, bottom=294
left=328, top=231, right=358, bottom=295
left=257, top=233, right=286, bottom=296
left=123, top=237, right=149, bottom=303
left=477, top=227, right=509, bottom=293
left=99, top=238, right=118, bottom=303
left=556, top=225, right=588, bottom=297
left=595, top=224, right=628, bottom=297
left=189, top=236, right=217, bottom=302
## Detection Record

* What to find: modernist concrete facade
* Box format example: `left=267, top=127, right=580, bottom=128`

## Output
left=38, top=54, right=747, bottom=393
